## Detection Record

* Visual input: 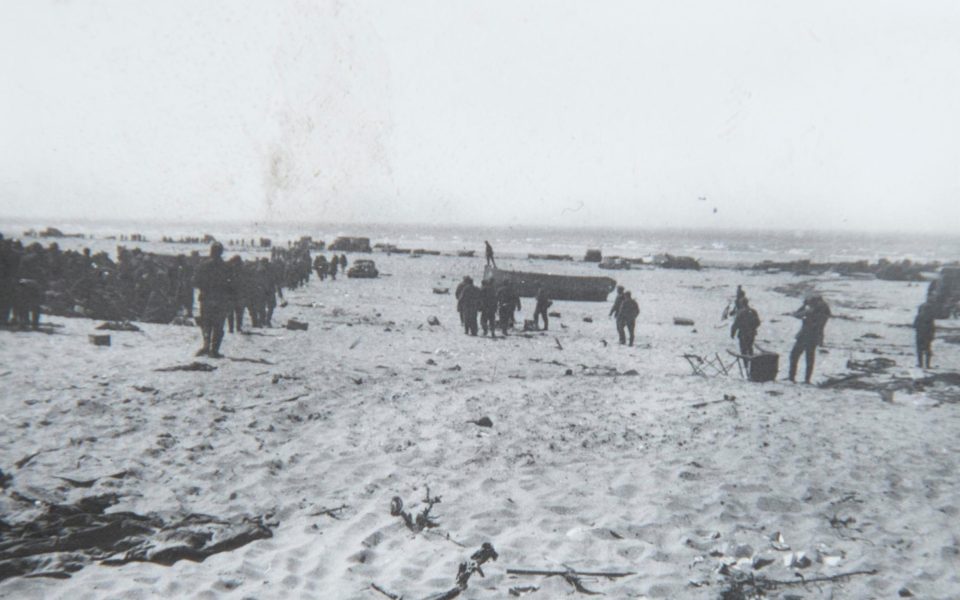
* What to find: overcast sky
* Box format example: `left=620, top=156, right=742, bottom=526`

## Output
left=2, top=1, right=959, bottom=231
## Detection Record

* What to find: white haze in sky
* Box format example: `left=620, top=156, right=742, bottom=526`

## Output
left=1, top=0, right=959, bottom=232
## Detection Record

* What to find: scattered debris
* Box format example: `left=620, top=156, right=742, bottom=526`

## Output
left=391, top=486, right=442, bottom=533
left=506, top=567, right=635, bottom=595
left=155, top=362, right=217, bottom=373
left=718, top=567, right=878, bottom=599
left=433, top=288, right=450, bottom=295
left=554, top=337, right=564, bottom=351
left=96, top=321, right=141, bottom=332
left=692, top=394, right=737, bottom=409
left=309, top=505, right=348, bottom=519
left=54, top=476, right=99, bottom=488
left=469, top=417, right=493, bottom=428
left=428, top=316, right=441, bottom=326
left=673, top=317, right=695, bottom=326
left=228, top=356, right=274, bottom=365
left=285, top=319, right=308, bottom=331
left=548, top=311, right=561, bottom=318
left=435, top=542, right=499, bottom=599
left=583, top=317, right=593, bottom=323
left=370, top=583, right=402, bottom=599
left=133, top=385, right=158, bottom=394
left=509, top=585, right=540, bottom=596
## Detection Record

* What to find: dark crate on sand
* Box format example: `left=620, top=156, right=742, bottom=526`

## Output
left=89, top=334, right=111, bottom=346
left=286, top=319, right=308, bottom=331
left=749, top=352, right=779, bottom=382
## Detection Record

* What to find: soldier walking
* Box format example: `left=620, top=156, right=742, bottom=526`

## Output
left=730, top=299, right=761, bottom=355
left=193, top=242, right=232, bottom=358
left=617, top=291, right=639, bottom=346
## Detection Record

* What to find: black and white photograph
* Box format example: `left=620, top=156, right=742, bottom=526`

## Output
left=1, top=1, right=959, bottom=598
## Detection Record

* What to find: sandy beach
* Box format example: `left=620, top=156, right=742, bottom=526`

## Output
left=1, top=245, right=959, bottom=600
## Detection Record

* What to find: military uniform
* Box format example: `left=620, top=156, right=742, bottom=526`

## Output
left=479, top=280, right=498, bottom=337
left=457, top=281, right=481, bottom=336
left=193, top=244, right=233, bottom=357
left=617, top=293, right=639, bottom=346
left=788, top=296, right=831, bottom=383
left=730, top=304, right=761, bottom=356
left=533, top=289, right=552, bottom=330
left=914, top=302, right=936, bottom=368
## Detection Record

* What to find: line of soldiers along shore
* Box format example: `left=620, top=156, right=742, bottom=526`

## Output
left=0, top=234, right=313, bottom=334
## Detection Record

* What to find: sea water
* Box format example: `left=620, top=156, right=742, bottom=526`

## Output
left=1, top=218, right=958, bottom=267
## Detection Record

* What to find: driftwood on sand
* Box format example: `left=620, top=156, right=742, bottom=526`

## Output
left=506, top=567, right=635, bottom=595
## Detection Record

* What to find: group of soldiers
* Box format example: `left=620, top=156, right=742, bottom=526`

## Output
left=724, top=284, right=941, bottom=382
left=0, top=235, right=198, bottom=327
left=454, top=276, right=536, bottom=337
left=194, top=242, right=314, bottom=357
left=0, top=235, right=312, bottom=354
left=312, top=254, right=348, bottom=281
left=721, top=285, right=832, bottom=383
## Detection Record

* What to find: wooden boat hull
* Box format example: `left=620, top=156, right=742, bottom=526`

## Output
left=483, top=266, right=616, bottom=302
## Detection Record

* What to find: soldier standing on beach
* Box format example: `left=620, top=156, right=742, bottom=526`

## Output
left=617, top=291, right=639, bottom=346
left=226, top=255, right=246, bottom=334
left=0, top=237, right=20, bottom=325
left=193, top=242, right=232, bottom=358
left=479, top=278, right=498, bottom=337
left=533, top=288, right=552, bottom=331
left=497, top=282, right=520, bottom=335
left=609, top=284, right=625, bottom=338
left=730, top=298, right=760, bottom=355
left=313, top=255, right=327, bottom=280
left=914, top=301, right=936, bottom=368
left=485, top=241, right=496, bottom=268
left=14, top=244, right=44, bottom=330
left=787, top=294, right=831, bottom=383
left=457, top=278, right=481, bottom=336
left=329, top=255, right=338, bottom=280
left=455, top=276, right=471, bottom=325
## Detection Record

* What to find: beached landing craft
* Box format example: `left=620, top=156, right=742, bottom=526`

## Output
left=482, top=266, right=616, bottom=302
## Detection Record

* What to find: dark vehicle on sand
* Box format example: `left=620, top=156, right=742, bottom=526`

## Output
left=347, top=259, right=379, bottom=279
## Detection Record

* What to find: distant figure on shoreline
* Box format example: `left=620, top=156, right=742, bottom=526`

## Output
left=617, top=291, right=639, bottom=346
left=193, top=242, right=232, bottom=358
left=730, top=298, right=760, bottom=356
left=485, top=241, right=496, bottom=268
left=787, top=294, right=831, bottom=383
left=914, top=301, right=936, bottom=368
left=533, top=288, right=552, bottom=331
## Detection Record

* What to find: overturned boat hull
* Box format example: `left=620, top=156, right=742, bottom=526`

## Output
left=483, top=266, right=616, bottom=302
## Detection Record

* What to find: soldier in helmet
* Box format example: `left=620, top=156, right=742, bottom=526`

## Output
left=192, top=242, right=233, bottom=358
